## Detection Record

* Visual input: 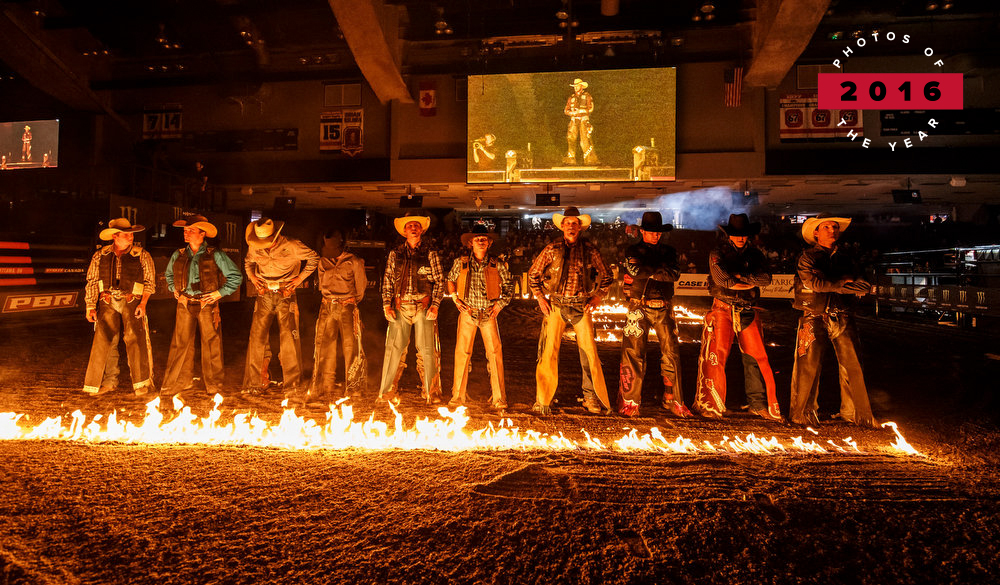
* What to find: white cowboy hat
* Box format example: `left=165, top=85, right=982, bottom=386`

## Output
left=570, top=78, right=588, bottom=88
left=393, top=214, right=431, bottom=236
left=99, top=218, right=146, bottom=241
left=245, top=217, right=285, bottom=248
left=173, top=214, right=218, bottom=238
left=552, top=206, right=591, bottom=229
left=801, top=213, right=852, bottom=245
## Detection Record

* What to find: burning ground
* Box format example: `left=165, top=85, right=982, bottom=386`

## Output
left=1, top=298, right=999, bottom=583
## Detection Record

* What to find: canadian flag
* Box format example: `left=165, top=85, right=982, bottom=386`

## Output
left=418, top=81, right=437, bottom=116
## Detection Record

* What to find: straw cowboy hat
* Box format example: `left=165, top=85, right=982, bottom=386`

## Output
left=245, top=217, right=285, bottom=248
left=801, top=213, right=852, bottom=245
left=99, top=218, right=146, bottom=241
left=570, top=78, right=588, bottom=89
left=552, top=206, right=591, bottom=229
left=173, top=214, right=218, bottom=238
left=719, top=213, right=761, bottom=237
left=393, top=213, right=431, bottom=236
left=460, top=223, right=499, bottom=247
left=637, top=211, right=673, bottom=233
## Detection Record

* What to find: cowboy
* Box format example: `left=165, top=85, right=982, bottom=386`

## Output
left=618, top=211, right=692, bottom=418
left=563, top=78, right=598, bottom=165
left=446, top=224, right=514, bottom=411
left=22, top=125, right=31, bottom=162
left=790, top=213, right=878, bottom=428
left=471, top=134, right=498, bottom=170
left=161, top=215, right=242, bottom=396
left=528, top=207, right=613, bottom=415
left=378, top=213, right=445, bottom=405
left=82, top=218, right=156, bottom=396
left=693, top=213, right=782, bottom=422
left=309, top=229, right=368, bottom=403
left=242, top=217, right=319, bottom=396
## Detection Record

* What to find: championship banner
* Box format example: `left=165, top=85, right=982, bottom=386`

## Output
left=320, top=111, right=344, bottom=151
left=779, top=93, right=861, bottom=141
left=142, top=106, right=183, bottom=140
left=342, top=109, right=364, bottom=157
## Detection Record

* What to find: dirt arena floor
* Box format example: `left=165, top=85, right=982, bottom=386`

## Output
left=1, top=296, right=999, bottom=584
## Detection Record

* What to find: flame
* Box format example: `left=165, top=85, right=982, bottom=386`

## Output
left=0, top=396, right=923, bottom=457
left=881, top=421, right=924, bottom=456
left=572, top=302, right=705, bottom=343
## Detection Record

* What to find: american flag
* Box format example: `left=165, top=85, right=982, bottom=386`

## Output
left=724, top=67, right=743, bottom=108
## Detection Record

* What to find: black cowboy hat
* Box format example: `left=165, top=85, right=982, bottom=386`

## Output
left=460, top=223, right=499, bottom=247
left=719, top=213, right=761, bottom=237
left=637, top=211, right=673, bottom=233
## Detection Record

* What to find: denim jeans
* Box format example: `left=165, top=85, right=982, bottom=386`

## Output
left=379, top=301, right=441, bottom=400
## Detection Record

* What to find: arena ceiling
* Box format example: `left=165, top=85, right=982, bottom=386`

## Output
left=0, top=0, right=998, bottom=214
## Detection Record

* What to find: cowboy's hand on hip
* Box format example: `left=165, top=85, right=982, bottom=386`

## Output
left=201, top=291, right=223, bottom=305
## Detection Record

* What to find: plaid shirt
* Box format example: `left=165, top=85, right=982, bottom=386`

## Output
left=447, top=254, right=514, bottom=312
left=381, top=241, right=445, bottom=309
left=84, top=244, right=156, bottom=310
left=528, top=237, right=611, bottom=299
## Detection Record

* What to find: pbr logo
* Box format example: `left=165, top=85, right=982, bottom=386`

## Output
left=2, top=292, right=78, bottom=313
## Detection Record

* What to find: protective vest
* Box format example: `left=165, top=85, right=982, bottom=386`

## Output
left=708, top=243, right=766, bottom=307
left=622, top=242, right=676, bottom=301
left=455, top=255, right=502, bottom=302
left=173, top=246, right=222, bottom=293
left=540, top=240, right=594, bottom=296
left=792, top=245, right=863, bottom=315
left=97, top=245, right=144, bottom=295
left=392, top=243, right=435, bottom=297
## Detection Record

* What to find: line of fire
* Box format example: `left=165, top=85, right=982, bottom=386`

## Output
left=1, top=1, right=998, bottom=583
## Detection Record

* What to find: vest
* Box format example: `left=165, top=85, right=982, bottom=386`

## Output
left=540, top=240, right=594, bottom=296
left=392, top=243, right=435, bottom=297
left=173, top=246, right=222, bottom=294
left=455, top=255, right=502, bottom=302
left=707, top=243, right=765, bottom=307
left=622, top=242, right=675, bottom=301
left=97, top=245, right=144, bottom=295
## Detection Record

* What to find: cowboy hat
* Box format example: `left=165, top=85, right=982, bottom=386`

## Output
left=637, top=211, right=673, bottom=233
left=552, top=206, right=591, bottom=229
left=393, top=214, right=431, bottom=236
left=801, top=213, right=852, bottom=245
left=99, top=218, right=146, bottom=241
left=173, top=214, right=218, bottom=238
left=245, top=217, right=285, bottom=248
left=460, top=224, right=499, bottom=247
left=719, top=213, right=760, bottom=237
left=570, top=78, right=588, bottom=88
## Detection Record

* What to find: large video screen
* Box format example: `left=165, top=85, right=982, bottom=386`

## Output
left=468, top=68, right=675, bottom=184
left=0, top=119, right=59, bottom=170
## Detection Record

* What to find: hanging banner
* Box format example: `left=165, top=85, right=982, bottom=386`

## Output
left=779, top=93, right=861, bottom=141
left=320, top=111, right=344, bottom=151
left=342, top=108, right=364, bottom=157
left=142, top=105, right=183, bottom=140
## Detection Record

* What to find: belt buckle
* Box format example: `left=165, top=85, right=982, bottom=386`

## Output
left=645, top=299, right=665, bottom=309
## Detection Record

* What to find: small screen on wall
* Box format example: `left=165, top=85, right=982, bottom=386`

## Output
left=0, top=119, right=59, bottom=170
left=467, top=68, right=675, bottom=184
